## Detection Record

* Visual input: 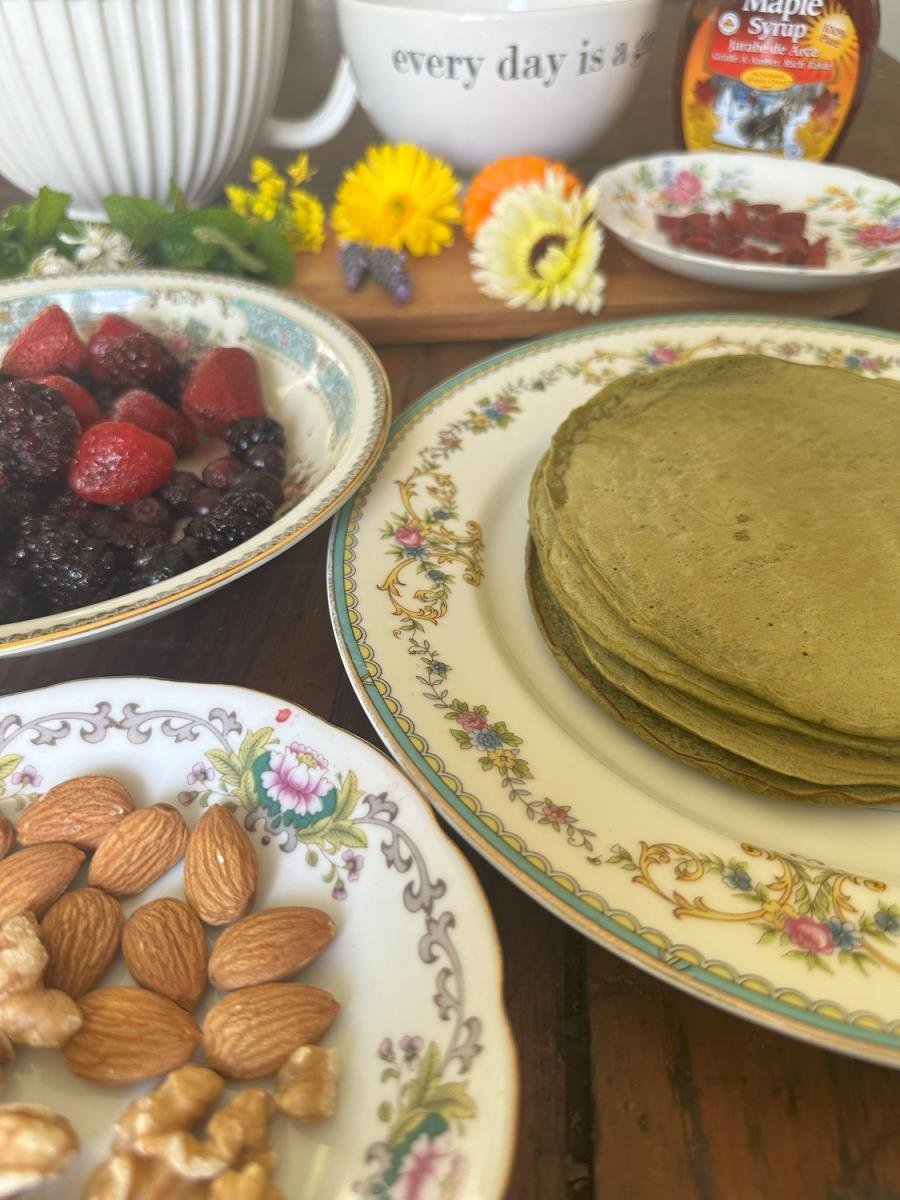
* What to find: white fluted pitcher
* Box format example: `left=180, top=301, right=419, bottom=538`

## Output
left=0, top=0, right=356, bottom=214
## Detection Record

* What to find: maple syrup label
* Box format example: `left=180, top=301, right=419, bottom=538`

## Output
left=682, top=2, right=861, bottom=159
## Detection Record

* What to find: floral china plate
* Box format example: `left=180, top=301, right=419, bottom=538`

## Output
left=592, top=152, right=900, bottom=292
left=0, top=272, right=390, bottom=656
left=329, top=315, right=900, bottom=1067
left=0, top=677, right=516, bottom=1198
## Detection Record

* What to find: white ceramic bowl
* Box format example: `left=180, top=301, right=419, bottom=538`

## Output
left=0, top=272, right=390, bottom=657
left=593, top=151, right=900, bottom=292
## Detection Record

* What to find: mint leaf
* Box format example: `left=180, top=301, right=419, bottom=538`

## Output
left=168, top=179, right=188, bottom=211
left=248, top=223, right=295, bottom=285
left=154, top=213, right=219, bottom=269
left=192, top=226, right=267, bottom=274
left=104, top=195, right=166, bottom=247
left=25, top=186, right=71, bottom=249
left=0, top=242, right=27, bottom=278
left=0, top=205, right=27, bottom=236
left=190, top=208, right=253, bottom=242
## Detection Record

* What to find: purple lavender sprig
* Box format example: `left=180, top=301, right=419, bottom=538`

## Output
left=369, top=247, right=412, bottom=304
left=337, top=240, right=369, bottom=291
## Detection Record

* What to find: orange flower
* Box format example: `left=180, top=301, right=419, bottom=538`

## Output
left=463, top=156, right=581, bottom=240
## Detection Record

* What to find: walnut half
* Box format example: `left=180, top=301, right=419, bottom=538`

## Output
left=0, top=1103, right=79, bottom=1199
left=274, top=1045, right=339, bottom=1121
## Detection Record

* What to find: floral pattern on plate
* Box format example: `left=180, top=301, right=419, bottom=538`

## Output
left=0, top=679, right=515, bottom=1199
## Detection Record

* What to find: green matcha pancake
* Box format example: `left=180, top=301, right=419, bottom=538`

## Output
left=542, top=355, right=900, bottom=741
left=529, top=354, right=900, bottom=804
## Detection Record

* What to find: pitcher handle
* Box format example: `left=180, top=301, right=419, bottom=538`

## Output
left=262, top=57, right=358, bottom=149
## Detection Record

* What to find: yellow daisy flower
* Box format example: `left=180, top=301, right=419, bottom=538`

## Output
left=250, top=156, right=279, bottom=185
left=288, top=191, right=326, bottom=253
left=470, top=170, right=605, bottom=314
left=331, top=143, right=461, bottom=257
left=287, top=153, right=315, bottom=186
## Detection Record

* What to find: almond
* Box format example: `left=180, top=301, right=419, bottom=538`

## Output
left=122, top=898, right=208, bottom=1012
left=42, top=887, right=123, bottom=998
left=63, top=987, right=201, bottom=1084
left=17, top=776, right=134, bottom=850
left=88, top=804, right=188, bottom=897
left=184, top=806, right=258, bottom=926
left=208, top=907, right=335, bottom=991
left=0, top=843, right=85, bottom=922
left=0, top=812, right=14, bottom=860
left=203, top=982, right=339, bottom=1079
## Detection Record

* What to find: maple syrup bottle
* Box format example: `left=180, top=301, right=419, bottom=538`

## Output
left=676, top=0, right=881, bottom=160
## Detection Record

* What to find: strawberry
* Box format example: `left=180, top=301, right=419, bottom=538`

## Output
left=69, top=421, right=176, bottom=505
left=181, top=347, right=264, bottom=436
left=33, top=375, right=101, bottom=430
left=110, top=389, right=198, bottom=457
left=87, top=313, right=179, bottom=390
left=3, top=305, right=87, bottom=378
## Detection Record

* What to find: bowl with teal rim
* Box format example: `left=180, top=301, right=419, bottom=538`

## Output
left=0, top=271, right=391, bottom=656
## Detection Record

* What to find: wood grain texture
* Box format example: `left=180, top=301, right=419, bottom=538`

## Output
left=290, top=235, right=873, bottom=344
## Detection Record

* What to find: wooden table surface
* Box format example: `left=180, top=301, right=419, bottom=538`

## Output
left=2, top=3, right=900, bottom=1197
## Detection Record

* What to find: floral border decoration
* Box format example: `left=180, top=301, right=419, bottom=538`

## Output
left=366, top=328, right=900, bottom=993
left=0, top=702, right=481, bottom=1198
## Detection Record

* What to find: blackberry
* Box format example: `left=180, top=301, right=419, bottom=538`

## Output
left=131, top=542, right=195, bottom=588
left=95, top=331, right=179, bottom=391
left=127, top=496, right=172, bottom=529
left=0, top=568, right=39, bottom=622
left=0, top=487, right=41, bottom=556
left=185, top=490, right=275, bottom=558
left=83, top=508, right=169, bottom=554
left=224, top=417, right=285, bottom=456
left=14, top=514, right=124, bottom=611
left=0, top=380, right=80, bottom=486
left=158, top=471, right=203, bottom=517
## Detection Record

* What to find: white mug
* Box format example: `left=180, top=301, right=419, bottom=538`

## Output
left=0, top=0, right=355, bottom=216
left=326, top=0, right=663, bottom=173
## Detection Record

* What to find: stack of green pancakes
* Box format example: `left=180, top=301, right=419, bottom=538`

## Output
left=527, top=354, right=900, bottom=805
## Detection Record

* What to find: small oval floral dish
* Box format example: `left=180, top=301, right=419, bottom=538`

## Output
left=0, top=676, right=516, bottom=1199
left=593, top=151, right=900, bottom=292
left=0, top=272, right=390, bottom=657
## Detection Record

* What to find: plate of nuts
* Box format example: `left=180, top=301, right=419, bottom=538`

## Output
left=0, top=676, right=516, bottom=1199
left=0, top=272, right=390, bottom=657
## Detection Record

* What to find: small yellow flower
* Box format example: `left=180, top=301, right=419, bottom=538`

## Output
left=331, top=142, right=461, bottom=257
left=488, top=748, right=518, bottom=770
left=287, top=153, right=315, bottom=186
left=287, top=190, right=326, bottom=253
left=251, top=190, right=280, bottom=221
left=225, top=185, right=252, bottom=217
left=471, top=170, right=605, bottom=314
left=258, top=175, right=286, bottom=203
left=250, top=156, right=279, bottom=184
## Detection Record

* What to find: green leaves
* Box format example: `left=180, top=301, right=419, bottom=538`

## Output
left=26, top=187, right=71, bottom=249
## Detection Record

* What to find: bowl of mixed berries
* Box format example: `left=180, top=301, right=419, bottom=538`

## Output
left=0, top=273, right=389, bottom=654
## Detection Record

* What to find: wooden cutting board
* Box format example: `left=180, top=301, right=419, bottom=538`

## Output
left=287, top=234, right=873, bottom=345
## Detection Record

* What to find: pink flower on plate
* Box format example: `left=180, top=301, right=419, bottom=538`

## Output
left=856, top=223, right=900, bottom=248
left=664, top=170, right=703, bottom=206
left=456, top=710, right=488, bottom=732
left=10, top=765, right=41, bottom=788
left=394, top=524, right=425, bottom=549
left=650, top=346, right=679, bottom=365
left=275, top=707, right=291, bottom=723
left=260, top=744, right=330, bottom=817
left=492, top=398, right=513, bottom=414
left=784, top=915, right=834, bottom=954
left=540, top=801, right=570, bottom=825
left=395, top=1132, right=466, bottom=1200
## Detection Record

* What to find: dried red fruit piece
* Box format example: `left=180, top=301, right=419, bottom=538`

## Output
left=656, top=201, right=828, bottom=268
left=3, top=305, right=87, bottom=378
left=69, top=421, right=176, bottom=505
left=110, top=389, right=198, bottom=457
